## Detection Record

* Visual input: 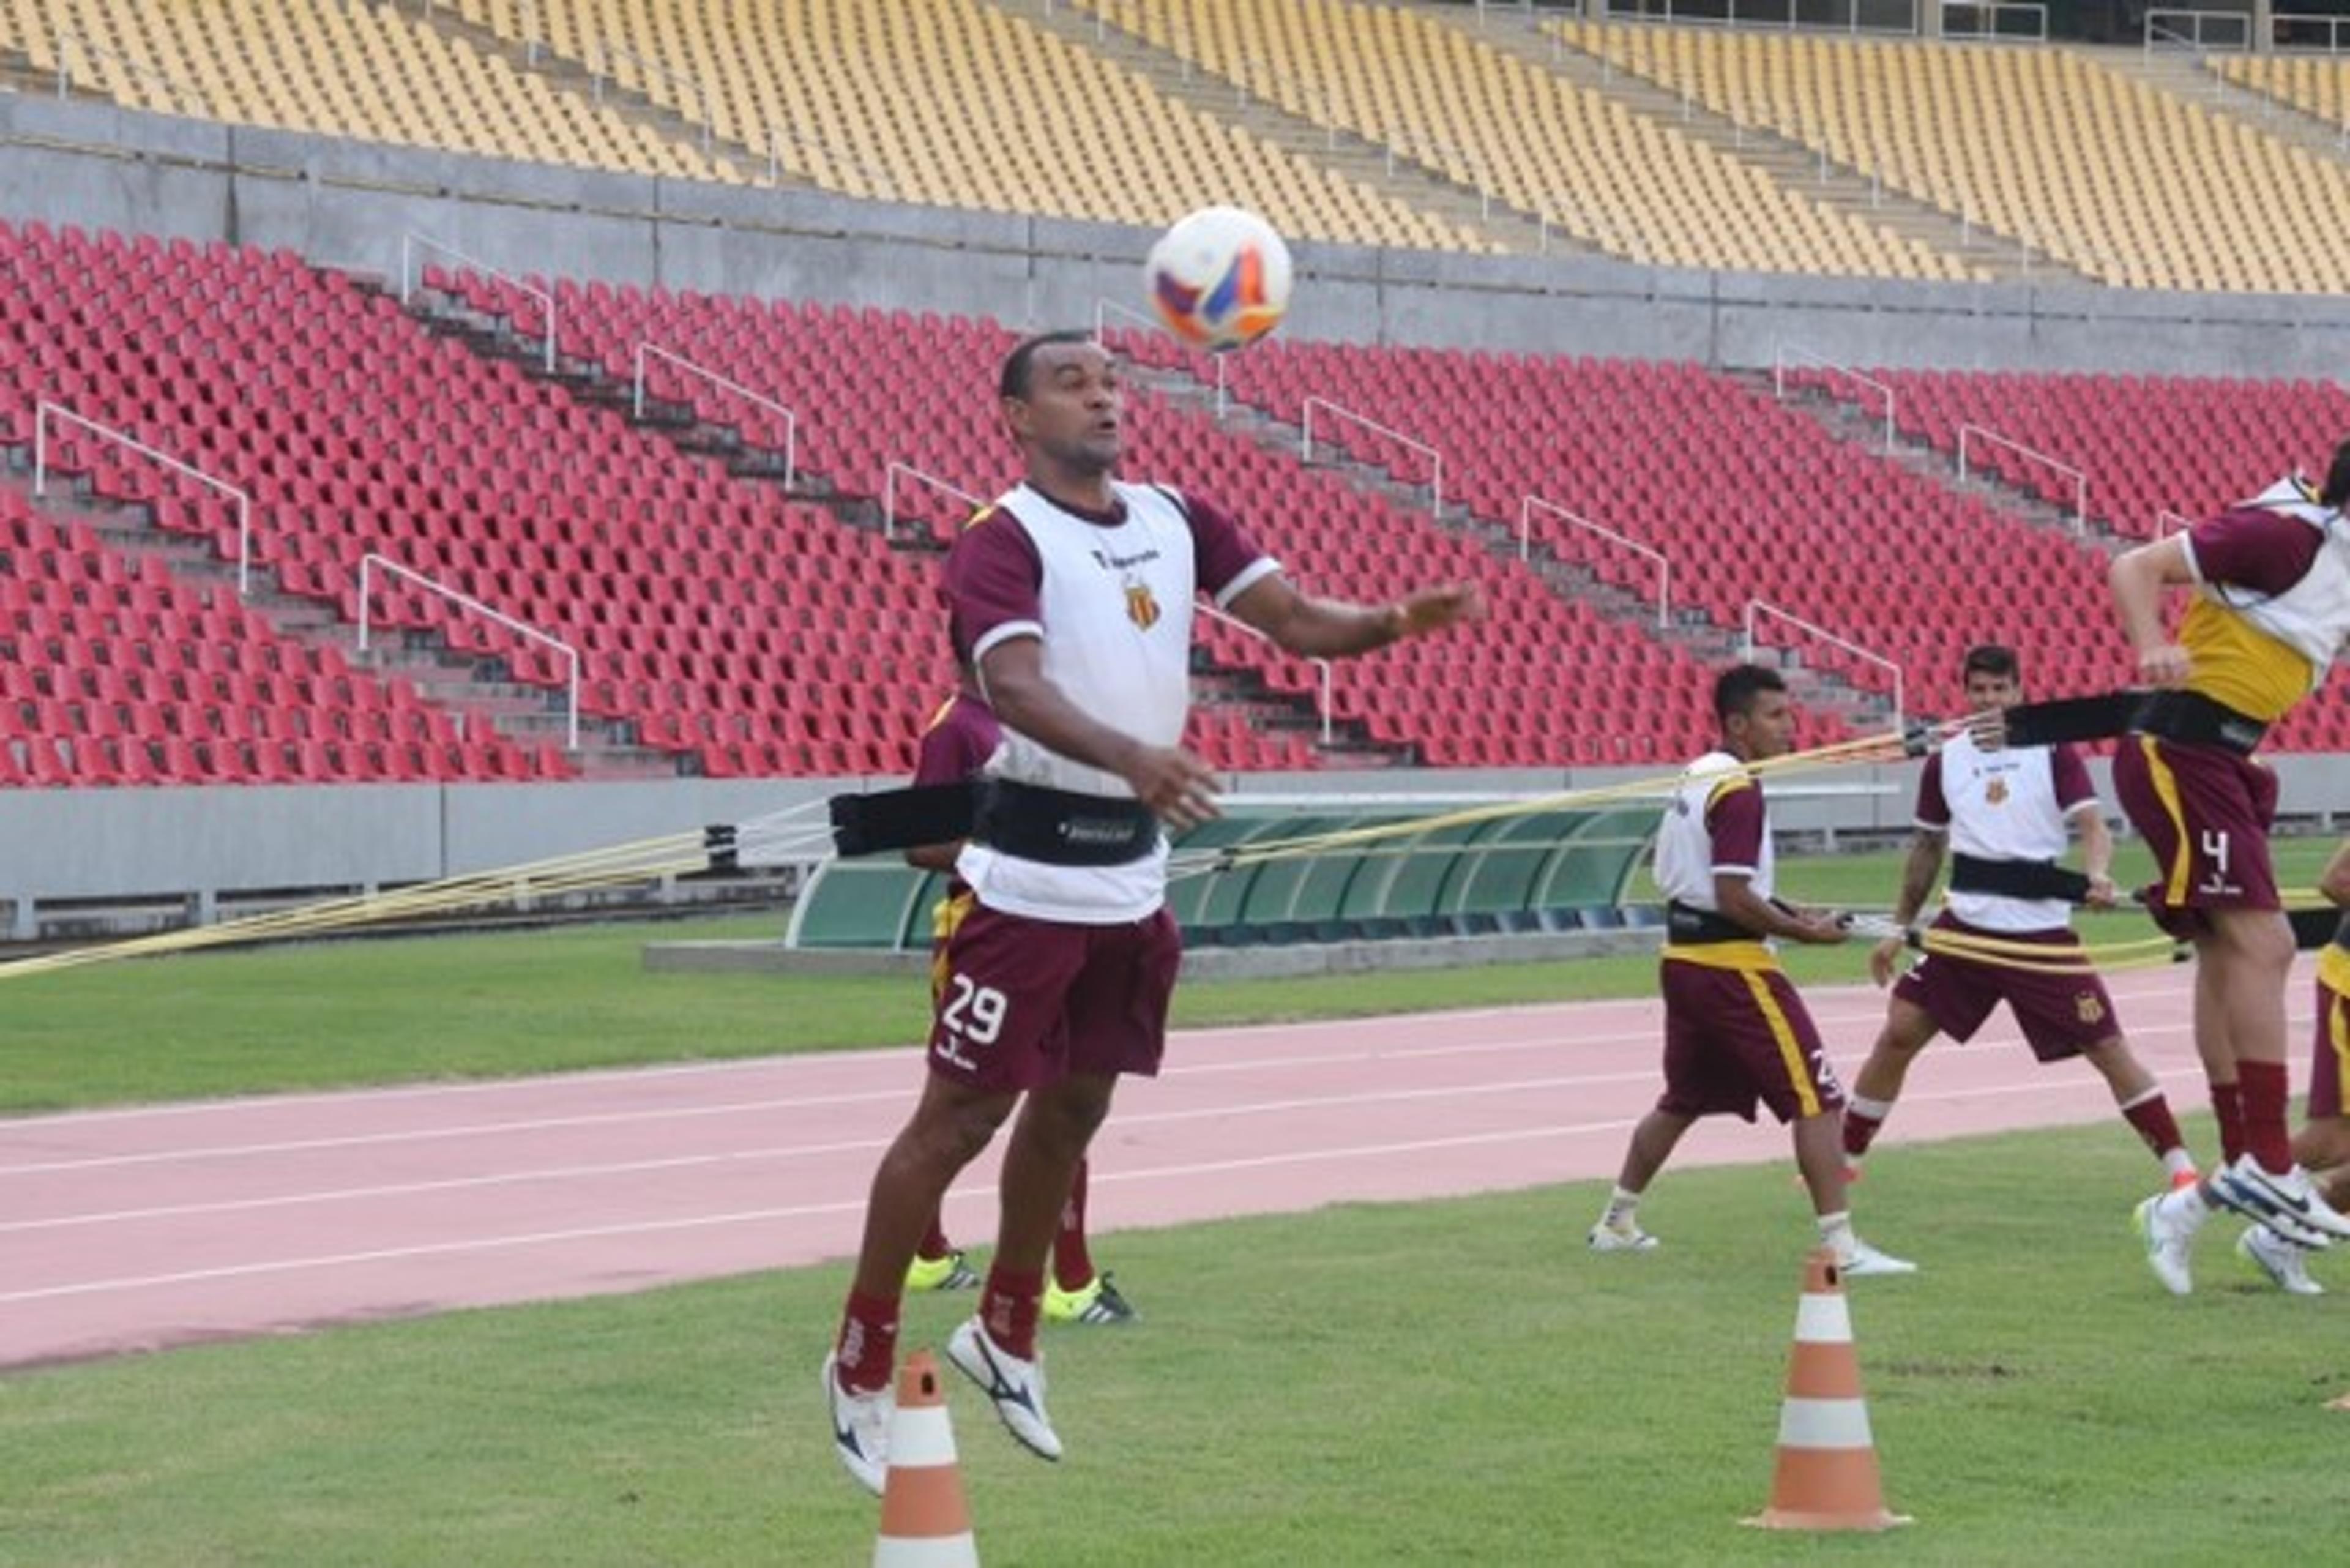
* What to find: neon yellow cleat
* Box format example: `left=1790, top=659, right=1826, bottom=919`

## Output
left=905, top=1250, right=982, bottom=1293
left=1043, top=1272, right=1135, bottom=1325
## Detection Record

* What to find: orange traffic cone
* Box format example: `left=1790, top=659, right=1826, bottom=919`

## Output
left=873, top=1350, right=979, bottom=1567
left=1744, top=1247, right=1910, bottom=1532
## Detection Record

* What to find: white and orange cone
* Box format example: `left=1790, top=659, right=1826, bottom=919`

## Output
left=1744, top=1247, right=1910, bottom=1532
left=873, top=1350, right=979, bottom=1567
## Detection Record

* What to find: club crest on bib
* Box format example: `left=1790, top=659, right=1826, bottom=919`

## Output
left=1124, top=579, right=1162, bottom=630
left=1985, top=777, right=2009, bottom=805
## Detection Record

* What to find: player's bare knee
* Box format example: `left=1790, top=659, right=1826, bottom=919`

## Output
left=1026, top=1077, right=1114, bottom=1153
left=2294, top=1119, right=2350, bottom=1173
left=906, top=1081, right=1015, bottom=1168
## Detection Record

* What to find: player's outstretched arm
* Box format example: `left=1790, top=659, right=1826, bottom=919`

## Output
left=1223, top=575, right=1485, bottom=659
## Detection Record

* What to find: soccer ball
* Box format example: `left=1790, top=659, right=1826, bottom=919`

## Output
left=1144, top=206, right=1293, bottom=353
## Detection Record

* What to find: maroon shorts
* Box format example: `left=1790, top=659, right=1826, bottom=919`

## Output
left=1893, top=913, right=2121, bottom=1062
left=2307, top=952, right=2350, bottom=1121
left=2111, top=734, right=2281, bottom=938
left=925, top=898, right=1182, bottom=1092
left=1657, top=955, right=1845, bottom=1124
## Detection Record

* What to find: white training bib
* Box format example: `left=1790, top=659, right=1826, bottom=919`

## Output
left=960, top=482, right=1199, bottom=925
left=1930, top=730, right=2076, bottom=933
left=1653, top=750, right=1775, bottom=911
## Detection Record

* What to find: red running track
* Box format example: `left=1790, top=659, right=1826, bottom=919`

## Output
left=0, top=963, right=2289, bottom=1370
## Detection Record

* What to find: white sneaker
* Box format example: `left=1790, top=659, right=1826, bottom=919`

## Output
left=946, top=1316, right=1062, bottom=1462
left=821, top=1352, right=892, bottom=1496
left=1835, top=1237, right=1918, bottom=1277
left=2207, top=1156, right=2345, bottom=1250
left=2134, top=1192, right=2197, bottom=1296
left=2238, top=1225, right=2326, bottom=1297
left=1587, top=1219, right=1658, bottom=1253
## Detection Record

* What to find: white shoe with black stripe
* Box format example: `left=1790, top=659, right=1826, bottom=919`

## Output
left=947, top=1316, right=1062, bottom=1462
left=2207, top=1155, right=2346, bottom=1250
left=821, top=1352, right=892, bottom=1496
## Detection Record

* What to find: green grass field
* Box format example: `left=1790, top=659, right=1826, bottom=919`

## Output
left=7, top=1129, right=2349, bottom=1566
left=2, top=842, right=2344, bottom=1564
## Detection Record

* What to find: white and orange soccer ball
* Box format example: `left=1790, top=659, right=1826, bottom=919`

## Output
left=1144, top=206, right=1293, bottom=353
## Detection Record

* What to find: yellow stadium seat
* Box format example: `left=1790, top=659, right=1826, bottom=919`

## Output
left=1554, top=22, right=2350, bottom=293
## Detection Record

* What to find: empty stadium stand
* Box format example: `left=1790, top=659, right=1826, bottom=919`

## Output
left=2, top=0, right=728, bottom=181
left=1081, top=0, right=1974, bottom=278
left=446, top=0, right=1484, bottom=249
left=1553, top=22, right=2350, bottom=294
left=1197, top=333, right=2135, bottom=741
left=4, top=211, right=2337, bottom=791
left=1782, top=362, right=2350, bottom=751
left=441, top=262, right=1738, bottom=769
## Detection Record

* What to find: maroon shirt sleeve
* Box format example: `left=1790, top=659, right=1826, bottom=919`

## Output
left=1706, top=779, right=1766, bottom=875
left=1913, top=753, right=1950, bottom=829
left=2189, top=507, right=2324, bottom=597
left=942, top=507, right=1043, bottom=664
left=1168, top=488, right=1274, bottom=601
left=911, top=696, right=1002, bottom=788
left=2049, top=743, right=2095, bottom=813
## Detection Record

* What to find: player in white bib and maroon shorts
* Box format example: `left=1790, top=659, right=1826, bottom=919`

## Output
left=1843, top=646, right=2193, bottom=1193
left=2119, top=450, right=2350, bottom=1296
left=823, top=331, right=1483, bottom=1493
left=900, top=683, right=1133, bottom=1326
left=1589, top=664, right=1914, bottom=1277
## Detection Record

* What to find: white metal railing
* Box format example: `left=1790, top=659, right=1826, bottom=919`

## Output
left=1772, top=342, right=1894, bottom=453
left=2272, top=12, right=2350, bottom=51
left=1563, top=0, right=1921, bottom=35
left=632, top=342, right=796, bottom=490
left=35, top=401, right=256, bottom=596
left=1939, top=0, right=2048, bottom=42
left=54, top=30, right=206, bottom=113
left=1956, top=424, right=2087, bottom=532
left=766, top=124, right=898, bottom=196
left=357, top=554, right=581, bottom=751
left=400, top=231, right=557, bottom=373
left=882, top=462, right=984, bottom=548
left=1743, top=601, right=1903, bottom=733
left=1092, top=296, right=1230, bottom=415
left=1521, top=497, right=1670, bottom=627
left=1199, top=602, right=1332, bottom=747
left=2145, top=9, right=2253, bottom=51
left=2155, top=507, right=2198, bottom=537
left=1301, top=398, right=1444, bottom=518
left=589, top=41, right=712, bottom=152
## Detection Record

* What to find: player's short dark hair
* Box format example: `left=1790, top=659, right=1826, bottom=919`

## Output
left=1961, top=643, right=2019, bottom=682
left=2321, top=438, right=2350, bottom=509
left=999, top=330, right=1098, bottom=401
left=1714, top=663, right=1785, bottom=724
